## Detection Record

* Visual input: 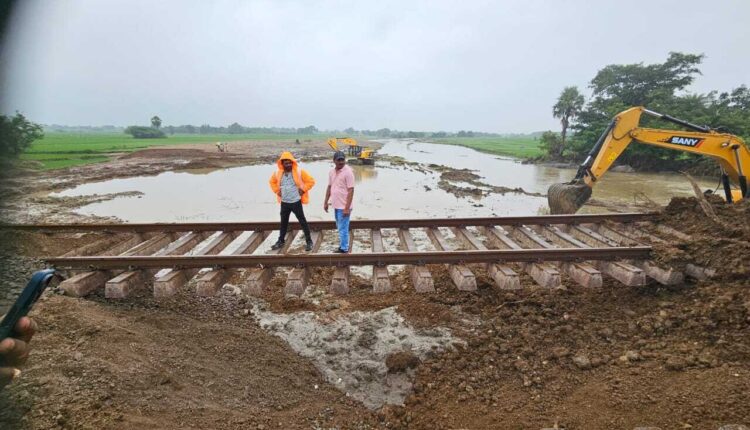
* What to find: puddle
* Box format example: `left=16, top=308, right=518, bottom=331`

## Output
left=54, top=140, right=716, bottom=223
left=252, top=304, right=456, bottom=409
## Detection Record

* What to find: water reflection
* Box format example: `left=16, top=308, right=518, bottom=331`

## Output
left=351, top=165, right=378, bottom=182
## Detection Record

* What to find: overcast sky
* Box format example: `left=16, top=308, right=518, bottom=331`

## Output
left=1, top=0, right=748, bottom=133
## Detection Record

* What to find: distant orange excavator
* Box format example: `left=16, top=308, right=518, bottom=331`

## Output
left=548, top=107, right=750, bottom=214
left=327, top=137, right=375, bottom=165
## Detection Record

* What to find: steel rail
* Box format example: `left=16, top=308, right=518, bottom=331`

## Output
left=4, top=213, right=657, bottom=232
left=46, top=246, right=651, bottom=270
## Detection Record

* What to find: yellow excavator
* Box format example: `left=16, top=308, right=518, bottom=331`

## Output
left=548, top=106, right=750, bottom=214
left=327, top=137, right=375, bottom=165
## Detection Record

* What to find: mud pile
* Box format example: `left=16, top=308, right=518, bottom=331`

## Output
left=657, top=196, right=750, bottom=281
left=384, top=196, right=750, bottom=429
left=398, top=281, right=750, bottom=429
left=436, top=168, right=544, bottom=199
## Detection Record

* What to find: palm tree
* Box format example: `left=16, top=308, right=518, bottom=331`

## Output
left=552, top=87, right=585, bottom=157
left=151, top=115, right=162, bottom=129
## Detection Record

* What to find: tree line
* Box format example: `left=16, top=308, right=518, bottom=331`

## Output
left=155, top=124, right=499, bottom=139
left=543, top=52, right=750, bottom=171
left=160, top=123, right=318, bottom=136
left=20, top=120, right=508, bottom=142
left=126, top=121, right=503, bottom=139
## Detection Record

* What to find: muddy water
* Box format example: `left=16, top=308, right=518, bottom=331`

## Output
left=54, top=140, right=716, bottom=222
left=386, top=140, right=717, bottom=207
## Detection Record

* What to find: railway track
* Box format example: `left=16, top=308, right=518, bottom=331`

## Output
left=3, top=213, right=712, bottom=298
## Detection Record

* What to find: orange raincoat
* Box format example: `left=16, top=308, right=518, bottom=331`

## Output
left=269, top=152, right=315, bottom=204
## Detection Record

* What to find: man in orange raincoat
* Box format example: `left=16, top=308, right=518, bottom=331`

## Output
left=269, top=152, right=315, bottom=251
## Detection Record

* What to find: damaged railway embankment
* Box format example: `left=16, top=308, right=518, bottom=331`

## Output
left=1, top=139, right=749, bottom=429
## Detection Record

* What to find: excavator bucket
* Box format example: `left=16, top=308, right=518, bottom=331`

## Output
left=547, top=181, right=592, bottom=214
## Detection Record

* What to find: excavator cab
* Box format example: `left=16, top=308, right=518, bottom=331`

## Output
left=327, top=137, right=376, bottom=165
left=548, top=107, right=750, bottom=214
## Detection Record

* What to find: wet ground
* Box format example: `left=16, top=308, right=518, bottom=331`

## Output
left=252, top=303, right=455, bottom=409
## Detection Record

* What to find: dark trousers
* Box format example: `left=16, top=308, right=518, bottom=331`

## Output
left=278, top=200, right=312, bottom=243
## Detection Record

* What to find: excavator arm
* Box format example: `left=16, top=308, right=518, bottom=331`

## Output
left=327, top=137, right=376, bottom=164
left=327, top=137, right=359, bottom=151
left=327, top=137, right=340, bottom=151
left=548, top=106, right=750, bottom=214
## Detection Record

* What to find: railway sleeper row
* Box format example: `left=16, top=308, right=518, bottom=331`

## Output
left=36, top=217, right=713, bottom=300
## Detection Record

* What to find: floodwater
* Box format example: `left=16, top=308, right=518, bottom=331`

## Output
left=54, top=140, right=716, bottom=223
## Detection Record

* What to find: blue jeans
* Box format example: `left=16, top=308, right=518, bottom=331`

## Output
left=334, top=209, right=351, bottom=252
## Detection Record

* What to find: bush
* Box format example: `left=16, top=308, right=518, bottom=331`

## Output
left=0, top=113, right=44, bottom=157
left=539, top=131, right=563, bottom=159
left=124, top=126, right=166, bottom=139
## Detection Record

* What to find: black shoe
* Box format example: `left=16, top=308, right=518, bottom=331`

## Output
left=270, top=241, right=285, bottom=250
left=305, top=241, right=313, bottom=252
left=334, top=248, right=346, bottom=253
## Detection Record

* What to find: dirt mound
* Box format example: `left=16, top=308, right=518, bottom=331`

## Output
left=399, top=280, right=750, bottom=429
left=662, top=196, right=750, bottom=239
left=654, top=196, right=750, bottom=281
left=119, top=147, right=212, bottom=159
left=440, top=169, right=482, bottom=183
left=437, top=168, right=545, bottom=199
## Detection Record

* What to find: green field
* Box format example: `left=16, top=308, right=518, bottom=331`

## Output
left=20, top=133, right=543, bottom=169
left=21, top=133, right=321, bottom=169
left=427, top=136, right=543, bottom=159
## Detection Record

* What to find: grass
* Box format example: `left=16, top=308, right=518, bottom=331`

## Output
left=21, top=133, right=321, bottom=169
left=426, top=136, right=543, bottom=159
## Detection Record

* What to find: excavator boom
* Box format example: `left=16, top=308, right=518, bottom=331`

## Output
left=548, top=107, right=750, bottom=213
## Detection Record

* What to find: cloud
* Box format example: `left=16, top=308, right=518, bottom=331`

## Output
left=2, top=0, right=748, bottom=132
